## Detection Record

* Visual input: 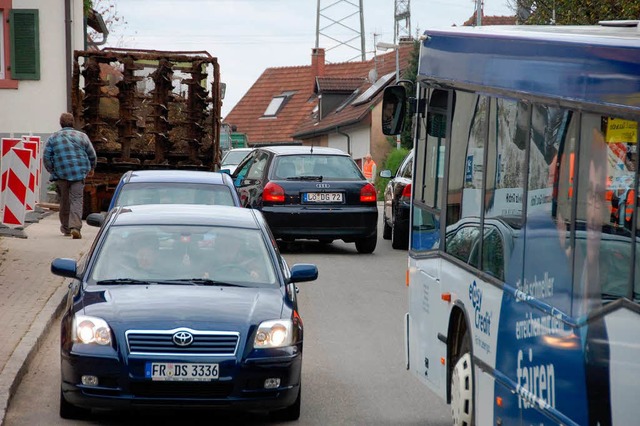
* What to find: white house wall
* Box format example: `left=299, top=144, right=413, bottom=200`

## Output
left=327, top=125, right=371, bottom=160
left=0, top=0, right=85, bottom=137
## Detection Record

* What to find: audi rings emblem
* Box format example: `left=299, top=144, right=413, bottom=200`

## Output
left=172, top=331, right=194, bottom=347
left=316, top=183, right=330, bottom=188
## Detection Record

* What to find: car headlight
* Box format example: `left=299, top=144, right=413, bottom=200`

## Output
left=254, top=319, right=293, bottom=349
left=72, top=315, right=112, bottom=345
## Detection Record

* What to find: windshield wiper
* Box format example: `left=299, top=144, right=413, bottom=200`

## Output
left=164, top=278, right=243, bottom=287
left=96, top=278, right=153, bottom=285
left=293, top=175, right=323, bottom=181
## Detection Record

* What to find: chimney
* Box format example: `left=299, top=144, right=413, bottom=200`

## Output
left=311, top=47, right=325, bottom=79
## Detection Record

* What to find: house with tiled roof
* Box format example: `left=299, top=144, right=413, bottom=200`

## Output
left=463, top=10, right=517, bottom=26
left=223, top=43, right=413, bottom=169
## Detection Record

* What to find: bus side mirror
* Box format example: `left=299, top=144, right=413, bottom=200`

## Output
left=382, top=86, right=407, bottom=136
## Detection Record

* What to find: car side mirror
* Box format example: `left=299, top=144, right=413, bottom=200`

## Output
left=86, top=212, right=105, bottom=227
left=289, top=263, right=318, bottom=283
left=51, top=257, right=78, bottom=279
left=380, top=170, right=392, bottom=178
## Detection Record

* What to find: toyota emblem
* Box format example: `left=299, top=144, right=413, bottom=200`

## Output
left=316, top=183, right=330, bottom=188
left=172, top=331, right=194, bottom=347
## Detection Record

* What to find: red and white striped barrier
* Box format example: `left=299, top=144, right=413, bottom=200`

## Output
left=1, top=147, right=32, bottom=227
left=22, top=141, right=39, bottom=211
left=22, top=135, right=42, bottom=204
left=1, top=138, right=22, bottom=213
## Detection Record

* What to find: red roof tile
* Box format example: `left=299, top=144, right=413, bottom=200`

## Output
left=316, top=77, right=367, bottom=93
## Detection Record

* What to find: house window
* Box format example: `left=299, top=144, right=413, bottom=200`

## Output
left=9, top=9, right=39, bottom=80
left=1, top=1, right=40, bottom=88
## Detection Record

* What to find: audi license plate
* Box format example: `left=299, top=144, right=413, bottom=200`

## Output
left=304, top=192, right=343, bottom=203
left=145, top=362, right=219, bottom=381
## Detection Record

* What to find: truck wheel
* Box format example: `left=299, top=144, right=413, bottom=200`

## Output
left=451, top=332, right=474, bottom=426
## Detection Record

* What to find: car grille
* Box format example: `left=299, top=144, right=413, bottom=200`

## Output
left=130, top=381, right=234, bottom=398
left=126, top=330, right=240, bottom=356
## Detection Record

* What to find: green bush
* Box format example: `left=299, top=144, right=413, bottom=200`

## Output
left=375, top=148, right=410, bottom=200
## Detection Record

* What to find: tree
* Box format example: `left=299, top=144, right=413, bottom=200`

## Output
left=508, top=0, right=640, bottom=25
left=386, top=39, right=420, bottom=150
left=85, top=0, right=129, bottom=47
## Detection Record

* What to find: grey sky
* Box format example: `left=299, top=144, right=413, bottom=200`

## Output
left=107, top=0, right=513, bottom=117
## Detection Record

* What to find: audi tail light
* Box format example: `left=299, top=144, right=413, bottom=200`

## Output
left=401, top=183, right=412, bottom=201
left=263, top=182, right=285, bottom=203
left=360, top=183, right=377, bottom=203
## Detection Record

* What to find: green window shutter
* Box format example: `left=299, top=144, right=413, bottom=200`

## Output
left=9, top=9, right=40, bottom=80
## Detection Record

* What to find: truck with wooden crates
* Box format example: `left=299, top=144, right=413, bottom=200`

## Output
left=70, top=48, right=223, bottom=215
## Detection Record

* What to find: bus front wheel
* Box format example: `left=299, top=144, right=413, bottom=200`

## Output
left=451, top=336, right=474, bottom=426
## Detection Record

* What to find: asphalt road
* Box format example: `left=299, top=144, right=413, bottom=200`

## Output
left=4, top=216, right=451, bottom=426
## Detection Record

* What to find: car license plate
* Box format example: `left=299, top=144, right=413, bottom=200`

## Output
left=304, top=192, right=343, bottom=203
left=145, top=362, right=219, bottom=381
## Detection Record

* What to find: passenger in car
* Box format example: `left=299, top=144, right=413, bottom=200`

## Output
left=118, top=233, right=166, bottom=278
left=211, top=232, right=267, bottom=282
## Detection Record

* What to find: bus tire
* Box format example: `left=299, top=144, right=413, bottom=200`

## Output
left=451, top=334, right=474, bottom=426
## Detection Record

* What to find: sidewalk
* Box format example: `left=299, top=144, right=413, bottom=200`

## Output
left=0, top=211, right=98, bottom=425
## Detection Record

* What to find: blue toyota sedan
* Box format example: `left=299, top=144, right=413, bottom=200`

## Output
left=108, top=170, right=241, bottom=210
left=52, top=204, right=317, bottom=420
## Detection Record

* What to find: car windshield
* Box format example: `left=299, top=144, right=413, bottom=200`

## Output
left=113, top=183, right=236, bottom=207
left=222, top=150, right=251, bottom=165
left=273, top=154, right=364, bottom=180
left=90, top=224, right=277, bottom=287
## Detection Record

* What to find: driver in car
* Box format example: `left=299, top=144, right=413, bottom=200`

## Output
left=210, top=232, right=266, bottom=281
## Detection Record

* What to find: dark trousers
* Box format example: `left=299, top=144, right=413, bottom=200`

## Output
left=56, top=180, right=84, bottom=234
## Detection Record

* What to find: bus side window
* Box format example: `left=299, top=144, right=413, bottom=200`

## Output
left=427, top=90, right=453, bottom=138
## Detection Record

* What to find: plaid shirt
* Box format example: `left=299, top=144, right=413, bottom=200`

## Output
left=44, top=128, right=97, bottom=181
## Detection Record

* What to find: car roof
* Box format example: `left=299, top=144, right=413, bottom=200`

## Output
left=259, top=145, right=349, bottom=156
left=109, top=204, right=260, bottom=229
left=225, top=148, right=253, bottom=152
left=122, top=170, right=231, bottom=185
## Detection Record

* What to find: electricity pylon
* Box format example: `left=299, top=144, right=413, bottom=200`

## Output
left=315, top=0, right=365, bottom=62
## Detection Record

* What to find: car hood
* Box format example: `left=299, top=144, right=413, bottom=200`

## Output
left=80, top=284, right=285, bottom=329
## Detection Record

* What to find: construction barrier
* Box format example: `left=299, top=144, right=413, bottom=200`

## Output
left=1, top=147, right=32, bottom=227
left=22, top=135, right=42, bottom=204
left=21, top=140, right=39, bottom=211
left=0, top=138, right=22, bottom=214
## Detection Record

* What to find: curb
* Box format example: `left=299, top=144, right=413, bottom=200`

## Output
left=0, top=278, right=67, bottom=426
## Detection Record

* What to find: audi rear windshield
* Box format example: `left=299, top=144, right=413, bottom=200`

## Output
left=272, top=155, right=365, bottom=181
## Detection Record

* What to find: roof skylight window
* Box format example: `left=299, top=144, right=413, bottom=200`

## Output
left=262, top=91, right=296, bottom=118
left=263, top=96, right=287, bottom=117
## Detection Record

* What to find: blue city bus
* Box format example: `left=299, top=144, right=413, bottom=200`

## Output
left=382, top=22, right=640, bottom=425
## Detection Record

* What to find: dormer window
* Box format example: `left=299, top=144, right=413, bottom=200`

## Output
left=262, top=91, right=296, bottom=118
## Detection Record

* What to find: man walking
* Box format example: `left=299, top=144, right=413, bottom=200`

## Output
left=44, top=112, right=96, bottom=239
left=363, top=153, right=377, bottom=184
